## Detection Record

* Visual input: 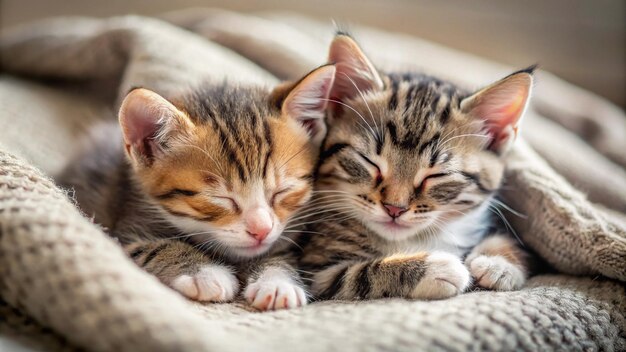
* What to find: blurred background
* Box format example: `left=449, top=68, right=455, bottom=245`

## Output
left=1, top=0, right=624, bottom=108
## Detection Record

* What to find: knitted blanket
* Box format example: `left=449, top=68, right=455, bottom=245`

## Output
left=0, top=10, right=624, bottom=352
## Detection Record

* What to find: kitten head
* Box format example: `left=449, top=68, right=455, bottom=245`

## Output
left=318, top=34, right=533, bottom=241
left=119, top=65, right=335, bottom=258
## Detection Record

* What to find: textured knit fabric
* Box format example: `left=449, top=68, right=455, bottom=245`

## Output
left=0, top=11, right=624, bottom=352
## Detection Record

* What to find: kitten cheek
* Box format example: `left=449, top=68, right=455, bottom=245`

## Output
left=273, top=206, right=298, bottom=223
left=206, top=213, right=240, bottom=228
left=277, top=188, right=310, bottom=213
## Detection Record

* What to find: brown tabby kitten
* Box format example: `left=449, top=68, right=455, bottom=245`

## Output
left=58, top=65, right=336, bottom=310
left=297, top=35, right=532, bottom=300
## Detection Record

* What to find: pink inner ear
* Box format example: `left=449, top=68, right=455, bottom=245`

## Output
left=119, top=88, right=181, bottom=160
left=474, top=91, right=526, bottom=138
left=330, top=64, right=379, bottom=101
left=465, top=74, right=532, bottom=151
left=124, top=105, right=161, bottom=145
left=283, top=65, right=336, bottom=140
left=120, top=90, right=164, bottom=146
left=328, top=36, right=383, bottom=103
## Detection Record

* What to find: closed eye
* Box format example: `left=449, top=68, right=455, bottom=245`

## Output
left=424, top=173, right=450, bottom=180
left=356, top=152, right=383, bottom=185
left=214, top=196, right=240, bottom=212
left=356, top=152, right=379, bottom=169
left=271, top=187, right=291, bottom=206
left=416, top=173, right=451, bottom=192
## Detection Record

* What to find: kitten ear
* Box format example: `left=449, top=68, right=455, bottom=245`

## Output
left=461, top=67, right=535, bottom=154
left=328, top=34, right=384, bottom=102
left=281, top=65, right=336, bottom=145
left=119, top=88, right=193, bottom=165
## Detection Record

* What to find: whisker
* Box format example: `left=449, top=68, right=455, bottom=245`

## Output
left=322, top=98, right=379, bottom=141
left=491, top=198, right=527, bottom=219
left=277, top=143, right=309, bottom=173
left=284, top=213, right=356, bottom=230
left=311, top=190, right=352, bottom=195
left=294, top=268, right=315, bottom=276
left=296, top=199, right=353, bottom=210
left=278, top=236, right=302, bottom=251
left=286, top=208, right=357, bottom=226
left=162, top=229, right=220, bottom=241
left=307, top=195, right=351, bottom=201
left=179, top=144, right=225, bottom=174
left=294, top=198, right=357, bottom=210
left=199, top=169, right=226, bottom=183
left=273, top=134, right=299, bottom=172
left=439, top=133, right=490, bottom=149
left=288, top=210, right=357, bottom=224
left=435, top=120, right=486, bottom=150
left=340, top=72, right=382, bottom=139
left=283, top=229, right=330, bottom=236
left=289, top=205, right=355, bottom=219
left=488, top=204, right=524, bottom=247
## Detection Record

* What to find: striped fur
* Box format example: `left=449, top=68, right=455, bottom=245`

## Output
left=58, top=66, right=335, bottom=309
left=298, top=35, right=532, bottom=301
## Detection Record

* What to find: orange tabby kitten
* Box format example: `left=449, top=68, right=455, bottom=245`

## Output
left=59, top=65, right=335, bottom=310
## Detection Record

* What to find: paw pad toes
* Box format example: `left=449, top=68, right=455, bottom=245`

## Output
left=469, top=256, right=525, bottom=291
left=410, top=252, right=470, bottom=300
left=245, top=275, right=308, bottom=311
left=172, top=265, right=238, bottom=302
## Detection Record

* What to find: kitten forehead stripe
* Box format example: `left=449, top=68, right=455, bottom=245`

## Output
left=418, top=132, right=441, bottom=156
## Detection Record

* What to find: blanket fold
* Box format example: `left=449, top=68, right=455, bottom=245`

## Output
left=0, top=152, right=239, bottom=352
left=0, top=11, right=624, bottom=352
left=0, top=16, right=276, bottom=106
left=503, top=141, right=626, bottom=280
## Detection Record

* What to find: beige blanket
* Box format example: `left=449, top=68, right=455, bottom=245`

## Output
left=0, top=10, right=624, bottom=352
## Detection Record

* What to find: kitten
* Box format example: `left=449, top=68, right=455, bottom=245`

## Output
left=58, top=65, right=336, bottom=310
left=297, top=34, right=532, bottom=300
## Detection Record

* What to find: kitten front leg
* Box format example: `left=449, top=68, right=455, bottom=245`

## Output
left=243, top=257, right=307, bottom=311
left=311, top=252, right=470, bottom=300
left=465, top=234, right=528, bottom=291
left=124, top=239, right=239, bottom=302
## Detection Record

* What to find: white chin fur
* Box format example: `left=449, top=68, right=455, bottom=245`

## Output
left=227, top=242, right=274, bottom=258
left=364, top=218, right=434, bottom=242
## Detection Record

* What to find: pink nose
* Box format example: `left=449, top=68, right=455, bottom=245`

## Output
left=383, top=203, right=408, bottom=218
left=246, top=207, right=273, bottom=241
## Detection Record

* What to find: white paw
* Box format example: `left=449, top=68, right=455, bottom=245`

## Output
left=468, top=255, right=525, bottom=291
left=410, top=252, right=470, bottom=300
left=244, top=268, right=308, bottom=311
left=171, top=265, right=239, bottom=302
